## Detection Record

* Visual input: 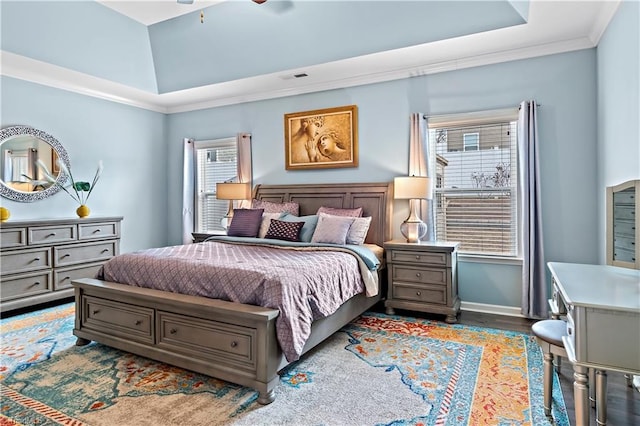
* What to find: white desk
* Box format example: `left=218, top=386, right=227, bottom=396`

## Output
left=547, top=262, right=640, bottom=426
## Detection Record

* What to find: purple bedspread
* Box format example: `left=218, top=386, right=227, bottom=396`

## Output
left=97, top=240, right=369, bottom=361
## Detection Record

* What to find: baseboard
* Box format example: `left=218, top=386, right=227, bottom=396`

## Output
left=460, top=301, right=524, bottom=318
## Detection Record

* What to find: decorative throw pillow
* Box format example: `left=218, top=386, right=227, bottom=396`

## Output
left=279, top=213, right=319, bottom=242
left=252, top=199, right=299, bottom=216
left=265, top=219, right=304, bottom=242
left=258, top=212, right=282, bottom=238
left=311, top=213, right=355, bottom=245
left=227, top=208, right=264, bottom=237
left=346, top=216, right=372, bottom=245
left=317, top=206, right=363, bottom=217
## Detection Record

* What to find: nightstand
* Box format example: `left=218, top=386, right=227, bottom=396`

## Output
left=383, top=239, right=460, bottom=323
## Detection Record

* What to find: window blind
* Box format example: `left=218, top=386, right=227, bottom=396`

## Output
left=428, top=112, right=518, bottom=256
left=194, top=138, right=237, bottom=233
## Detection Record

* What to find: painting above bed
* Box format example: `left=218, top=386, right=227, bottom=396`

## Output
left=284, top=105, right=358, bottom=170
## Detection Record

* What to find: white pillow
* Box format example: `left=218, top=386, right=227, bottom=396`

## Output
left=258, top=212, right=283, bottom=238
left=346, top=216, right=372, bottom=245
left=311, top=213, right=355, bottom=245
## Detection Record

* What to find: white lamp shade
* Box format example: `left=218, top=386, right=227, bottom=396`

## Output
left=394, top=176, right=433, bottom=200
left=216, top=182, right=251, bottom=200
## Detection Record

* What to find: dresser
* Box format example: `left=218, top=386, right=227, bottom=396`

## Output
left=383, top=240, right=460, bottom=323
left=0, top=216, right=122, bottom=313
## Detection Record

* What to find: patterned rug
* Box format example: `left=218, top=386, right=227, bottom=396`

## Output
left=0, top=303, right=568, bottom=425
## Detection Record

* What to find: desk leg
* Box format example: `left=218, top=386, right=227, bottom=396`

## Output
left=595, top=369, right=607, bottom=426
left=574, top=364, right=590, bottom=426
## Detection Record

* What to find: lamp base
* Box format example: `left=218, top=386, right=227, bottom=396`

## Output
left=400, top=219, right=427, bottom=243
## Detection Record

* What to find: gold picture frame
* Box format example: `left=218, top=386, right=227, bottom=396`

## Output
left=284, top=104, right=358, bottom=170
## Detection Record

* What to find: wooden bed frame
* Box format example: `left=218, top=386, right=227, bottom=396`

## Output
left=72, top=182, right=393, bottom=404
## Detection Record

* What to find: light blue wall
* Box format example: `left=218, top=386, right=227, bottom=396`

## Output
left=596, top=0, right=640, bottom=263
left=1, top=1, right=157, bottom=93
left=167, top=49, right=599, bottom=308
left=0, top=76, right=168, bottom=254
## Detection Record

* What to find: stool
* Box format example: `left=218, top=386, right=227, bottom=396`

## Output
left=532, top=319, right=568, bottom=417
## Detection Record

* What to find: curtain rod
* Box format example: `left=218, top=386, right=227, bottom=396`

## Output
left=423, top=103, right=540, bottom=119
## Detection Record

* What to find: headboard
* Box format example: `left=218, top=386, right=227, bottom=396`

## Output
left=253, top=182, right=393, bottom=247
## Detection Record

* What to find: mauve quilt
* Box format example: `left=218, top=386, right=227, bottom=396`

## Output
left=97, top=240, right=375, bottom=361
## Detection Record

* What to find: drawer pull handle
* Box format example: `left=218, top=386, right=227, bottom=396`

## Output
left=101, top=249, right=110, bottom=253
left=47, top=232, right=56, bottom=237
left=31, top=257, right=41, bottom=262
left=135, top=320, right=142, bottom=326
left=170, top=328, right=178, bottom=334
left=230, top=341, right=238, bottom=348
left=415, top=272, right=421, bottom=278
left=61, top=254, right=70, bottom=258
left=63, top=276, right=70, bottom=281
left=29, top=281, right=40, bottom=287
left=92, top=309, right=100, bottom=315
left=92, top=229, right=101, bottom=234
left=416, top=291, right=421, bottom=296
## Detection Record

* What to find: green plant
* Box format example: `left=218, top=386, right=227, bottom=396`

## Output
left=37, top=159, right=103, bottom=205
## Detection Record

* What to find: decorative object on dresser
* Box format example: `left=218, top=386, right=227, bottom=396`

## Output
left=0, top=216, right=122, bottom=313
left=215, top=181, right=251, bottom=230
left=394, top=176, right=433, bottom=243
left=0, top=207, right=9, bottom=222
left=606, top=179, right=639, bottom=269
left=0, top=125, right=70, bottom=203
left=284, top=105, right=358, bottom=170
left=384, top=240, right=460, bottom=323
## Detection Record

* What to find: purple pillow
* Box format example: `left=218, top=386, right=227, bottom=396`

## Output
left=227, top=209, right=264, bottom=237
left=317, top=206, right=363, bottom=217
left=265, top=219, right=304, bottom=242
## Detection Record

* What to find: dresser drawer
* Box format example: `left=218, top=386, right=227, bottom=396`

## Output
left=81, top=296, right=153, bottom=344
left=157, top=311, right=256, bottom=368
left=54, top=262, right=104, bottom=290
left=1, top=247, right=51, bottom=275
left=79, top=222, right=119, bottom=240
left=54, top=241, right=116, bottom=267
left=391, top=264, right=448, bottom=286
left=1, top=227, right=27, bottom=249
left=393, top=283, right=447, bottom=305
left=389, top=250, right=448, bottom=266
left=28, top=225, right=76, bottom=245
left=1, top=271, right=52, bottom=300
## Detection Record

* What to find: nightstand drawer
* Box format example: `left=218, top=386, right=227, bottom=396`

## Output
left=389, top=250, right=448, bottom=266
left=393, top=283, right=446, bottom=305
left=391, top=264, right=448, bottom=286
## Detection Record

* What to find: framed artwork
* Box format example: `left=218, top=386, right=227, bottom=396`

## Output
left=284, top=104, right=358, bottom=170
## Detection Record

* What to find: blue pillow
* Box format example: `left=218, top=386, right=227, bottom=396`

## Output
left=279, top=213, right=319, bottom=242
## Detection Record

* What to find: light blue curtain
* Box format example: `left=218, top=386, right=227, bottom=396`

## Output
left=182, top=138, right=195, bottom=244
left=409, top=113, right=436, bottom=241
left=518, top=101, right=547, bottom=318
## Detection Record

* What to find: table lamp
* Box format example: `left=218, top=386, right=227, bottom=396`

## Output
left=216, top=182, right=251, bottom=229
left=394, top=176, right=433, bottom=243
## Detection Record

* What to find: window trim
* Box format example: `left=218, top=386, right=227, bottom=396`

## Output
left=462, top=132, right=479, bottom=151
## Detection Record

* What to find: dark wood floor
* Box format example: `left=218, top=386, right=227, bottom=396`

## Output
left=389, top=308, right=640, bottom=426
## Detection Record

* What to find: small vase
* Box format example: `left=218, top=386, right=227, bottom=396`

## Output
left=0, top=207, right=10, bottom=222
left=76, top=205, right=90, bottom=218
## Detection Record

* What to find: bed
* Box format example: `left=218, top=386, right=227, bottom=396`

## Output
left=72, top=182, right=392, bottom=404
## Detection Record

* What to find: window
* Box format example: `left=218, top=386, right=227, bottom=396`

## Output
left=428, top=109, right=519, bottom=256
left=194, top=137, right=237, bottom=233
left=463, top=133, right=479, bottom=151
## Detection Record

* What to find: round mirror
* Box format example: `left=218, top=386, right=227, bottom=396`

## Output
left=0, top=126, right=70, bottom=202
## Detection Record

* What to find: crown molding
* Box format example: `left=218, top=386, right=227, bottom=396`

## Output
left=1, top=35, right=595, bottom=115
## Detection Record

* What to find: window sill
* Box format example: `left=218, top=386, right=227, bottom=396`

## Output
left=458, top=253, right=523, bottom=266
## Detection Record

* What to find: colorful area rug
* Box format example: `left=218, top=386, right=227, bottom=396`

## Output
left=0, top=303, right=568, bottom=425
